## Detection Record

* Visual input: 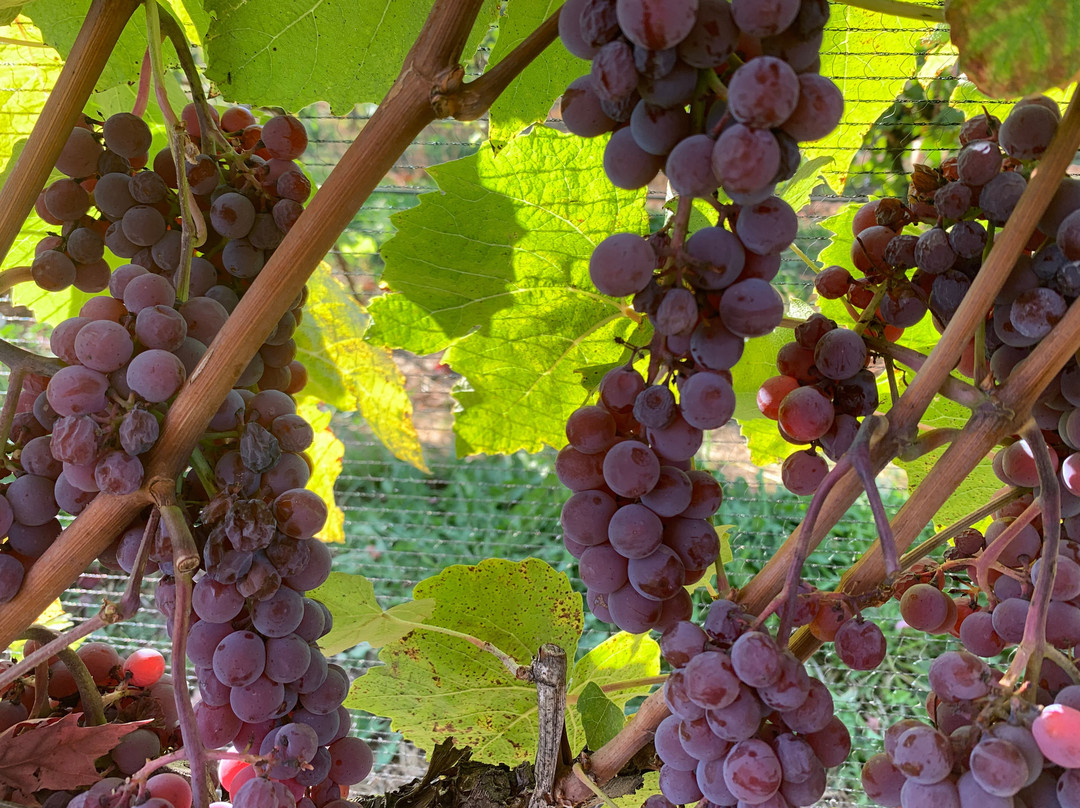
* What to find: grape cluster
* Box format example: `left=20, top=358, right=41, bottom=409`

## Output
left=558, top=365, right=724, bottom=634
left=555, top=0, right=845, bottom=626
left=652, top=599, right=851, bottom=807
left=863, top=651, right=1080, bottom=807
left=757, top=313, right=877, bottom=495
left=1, top=105, right=370, bottom=806
left=0, top=644, right=175, bottom=759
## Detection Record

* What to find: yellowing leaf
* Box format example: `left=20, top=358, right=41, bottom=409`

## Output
left=308, top=571, right=436, bottom=654
left=346, top=558, right=582, bottom=765
left=295, top=396, right=345, bottom=544
left=565, top=632, right=660, bottom=755
left=295, top=264, right=426, bottom=472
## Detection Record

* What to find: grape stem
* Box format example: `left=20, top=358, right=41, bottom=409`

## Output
left=21, top=625, right=106, bottom=726
left=788, top=243, right=820, bottom=273
left=564, top=675, right=669, bottom=705
left=30, top=658, right=49, bottom=719
left=148, top=478, right=210, bottom=805
left=0, top=510, right=158, bottom=695
left=974, top=497, right=1040, bottom=602
left=896, top=427, right=961, bottom=461
left=126, top=747, right=265, bottom=789
left=146, top=0, right=202, bottom=302
left=832, top=0, right=945, bottom=22
left=155, top=3, right=230, bottom=157
left=849, top=417, right=900, bottom=578
left=132, top=48, right=150, bottom=117
left=898, top=486, right=1024, bottom=569
left=864, top=336, right=986, bottom=411
left=882, top=353, right=901, bottom=410
left=1000, top=422, right=1060, bottom=695
left=1044, top=644, right=1080, bottom=686
left=851, top=283, right=888, bottom=336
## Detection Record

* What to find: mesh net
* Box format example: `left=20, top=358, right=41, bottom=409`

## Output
left=0, top=13, right=1060, bottom=806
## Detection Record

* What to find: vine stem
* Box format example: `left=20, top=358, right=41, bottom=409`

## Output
left=437, top=7, right=560, bottom=121
left=832, top=0, right=945, bottom=22
left=1001, top=423, right=1060, bottom=693
left=0, top=266, right=32, bottom=295
left=0, top=0, right=511, bottom=652
left=0, top=0, right=142, bottom=266
left=0, top=367, right=26, bottom=451
left=898, top=486, right=1023, bottom=569
left=21, top=626, right=106, bottom=726
left=974, top=498, right=1040, bottom=599
left=146, top=1, right=201, bottom=301
left=557, top=687, right=669, bottom=805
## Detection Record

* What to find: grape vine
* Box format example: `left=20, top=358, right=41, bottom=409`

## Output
left=1, top=1, right=1080, bottom=808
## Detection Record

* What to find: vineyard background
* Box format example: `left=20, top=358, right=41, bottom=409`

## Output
left=0, top=6, right=1070, bottom=805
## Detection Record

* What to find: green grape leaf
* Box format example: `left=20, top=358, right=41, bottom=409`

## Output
left=576, top=682, right=624, bottom=751
left=23, top=1, right=195, bottom=92
left=487, top=0, right=584, bottom=143
left=947, top=0, right=1080, bottom=99
left=367, top=127, right=649, bottom=456
left=739, top=417, right=797, bottom=467
left=202, top=0, right=498, bottom=112
left=295, top=264, right=427, bottom=472
left=295, top=397, right=346, bottom=544
left=564, top=631, right=660, bottom=754
left=815, top=202, right=859, bottom=271
left=949, top=77, right=1069, bottom=122
left=776, top=155, right=832, bottom=212
left=308, top=571, right=437, bottom=654
left=346, top=558, right=582, bottom=764
left=805, top=7, right=927, bottom=191
left=0, top=20, right=61, bottom=189
left=731, top=327, right=791, bottom=421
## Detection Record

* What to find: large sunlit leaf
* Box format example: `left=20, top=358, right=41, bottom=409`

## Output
left=368, top=127, right=649, bottom=456
left=487, top=0, right=583, bottom=143
left=202, top=0, right=498, bottom=112
left=346, top=558, right=583, bottom=765
left=807, top=7, right=928, bottom=191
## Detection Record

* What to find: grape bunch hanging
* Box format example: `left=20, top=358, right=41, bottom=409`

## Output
left=555, top=0, right=842, bottom=628
left=0, top=105, right=370, bottom=807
